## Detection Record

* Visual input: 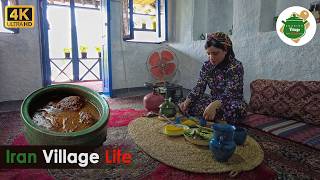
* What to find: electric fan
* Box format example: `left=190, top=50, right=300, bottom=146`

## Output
left=146, top=47, right=178, bottom=82
left=143, top=47, right=183, bottom=113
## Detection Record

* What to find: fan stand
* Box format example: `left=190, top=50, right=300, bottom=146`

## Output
left=144, top=82, right=183, bottom=103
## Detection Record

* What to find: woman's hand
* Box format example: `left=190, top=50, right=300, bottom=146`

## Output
left=203, top=107, right=216, bottom=121
left=179, top=98, right=191, bottom=114
left=203, top=100, right=222, bottom=121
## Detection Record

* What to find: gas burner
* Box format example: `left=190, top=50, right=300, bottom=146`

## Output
left=144, top=82, right=183, bottom=103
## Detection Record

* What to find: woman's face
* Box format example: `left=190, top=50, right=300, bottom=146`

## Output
left=206, top=46, right=227, bottom=65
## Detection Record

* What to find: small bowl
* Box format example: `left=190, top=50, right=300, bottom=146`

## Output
left=234, top=127, right=247, bottom=145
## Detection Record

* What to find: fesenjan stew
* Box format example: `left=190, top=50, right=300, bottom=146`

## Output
left=32, top=96, right=100, bottom=132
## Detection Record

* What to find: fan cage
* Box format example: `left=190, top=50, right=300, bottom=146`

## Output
left=146, top=47, right=178, bottom=82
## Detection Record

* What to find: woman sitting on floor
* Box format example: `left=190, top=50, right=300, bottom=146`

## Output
left=179, top=32, right=247, bottom=124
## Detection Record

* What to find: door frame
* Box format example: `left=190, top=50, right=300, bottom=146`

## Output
left=39, top=0, right=112, bottom=96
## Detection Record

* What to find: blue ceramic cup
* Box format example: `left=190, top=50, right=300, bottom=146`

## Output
left=234, top=127, right=247, bottom=145
left=199, top=117, right=207, bottom=126
left=175, top=116, right=183, bottom=124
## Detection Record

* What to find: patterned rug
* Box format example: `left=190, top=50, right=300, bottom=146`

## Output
left=247, top=128, right=320, bottom=179
left=9, top=127, right=275, bottom=180
left=0, top=96, right=319, bottom=179
left=106, top=95, right=144, bottom=110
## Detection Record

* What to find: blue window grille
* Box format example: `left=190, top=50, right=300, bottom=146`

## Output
left=123, top=0, right=167, bottom=43
left=40, top=0, right=112, bottom=96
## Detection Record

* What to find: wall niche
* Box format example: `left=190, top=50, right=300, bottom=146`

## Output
left=259, top=0, right=314, bottom=32
left=193, top=0, right=233, bottom=40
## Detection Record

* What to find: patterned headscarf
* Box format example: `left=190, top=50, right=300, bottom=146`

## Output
left=206, top=32, right=235, bottom=59
left=207, top=32, right=232, bottom=48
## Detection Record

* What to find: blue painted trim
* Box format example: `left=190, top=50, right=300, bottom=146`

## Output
left=40, top=0, right=51, bottom=86
left=70, top=0, right=79, bottom=81
left=101, top=1, right=106, bottom=95
left=99, top=57, right=102, bottom=81
left=157, top=0, right=161, bottom=37
left=100, top=91, right=110, bottom=97
left=128, top=0, right=134, bottom=40
left=164, top=0, right=168, bottom=41
left=104, top=0, right=112, bottom=97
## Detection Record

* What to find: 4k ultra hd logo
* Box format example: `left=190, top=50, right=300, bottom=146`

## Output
left=276, top=6, right=317, bottom=46
left=5, top=5, right=34, bottom=28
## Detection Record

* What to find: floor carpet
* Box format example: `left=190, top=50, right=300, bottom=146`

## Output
left=0, top=96, right=319, bottom=179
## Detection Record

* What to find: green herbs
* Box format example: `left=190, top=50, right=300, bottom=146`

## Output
left=184, top=128, right=213, bottom=140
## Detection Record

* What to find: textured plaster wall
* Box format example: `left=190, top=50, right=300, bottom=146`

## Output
left=0, top=0, right=163, bottom=101
left=1, top=0, right=319, bottom=102
left=170, top=0, right=320, bottom=102
left=192, top=0, right=233, bottom=40
left=110, top=0, right=164, bottom=90
left=0, top=0, right=42, bottom=102
left=169, top=0, right=212, bottom=94
left=207, top=0, right=233, bottom=36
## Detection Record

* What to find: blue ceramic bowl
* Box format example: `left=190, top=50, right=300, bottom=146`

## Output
left=234, top=127, right=247, bottom=145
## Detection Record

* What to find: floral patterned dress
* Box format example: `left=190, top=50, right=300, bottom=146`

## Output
left=187, top=57, right=247, bottom=123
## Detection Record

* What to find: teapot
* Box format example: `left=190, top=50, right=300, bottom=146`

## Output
left=159, top=97, right=177, bottom=118
left=282, top=13, right=307, bottom=39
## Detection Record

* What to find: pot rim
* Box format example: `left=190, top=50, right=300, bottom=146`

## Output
left=20, top=84, right=109, bottom=137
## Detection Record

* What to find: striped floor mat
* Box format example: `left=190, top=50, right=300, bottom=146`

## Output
left=243, top=113, right=320, bottom=150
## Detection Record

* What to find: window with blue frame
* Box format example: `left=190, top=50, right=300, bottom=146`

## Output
left=0, top=0, right=19, bottom=33
left=123, top=0, right=167, bottom=43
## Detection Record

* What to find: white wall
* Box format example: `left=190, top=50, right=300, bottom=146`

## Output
left=1, top=0, right=319, bottom=102
left=169, top=0, right=320, bottom=102
left=109, top=0, right=164, bottom=89
left=233, top=0, right=320, bottom=101
left=0, top=0, right=165, bottom=102
left=0, top=0, right=42, bottom=102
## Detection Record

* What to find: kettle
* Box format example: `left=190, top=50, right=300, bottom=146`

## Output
left=159, top=97, right=177, bottom=118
